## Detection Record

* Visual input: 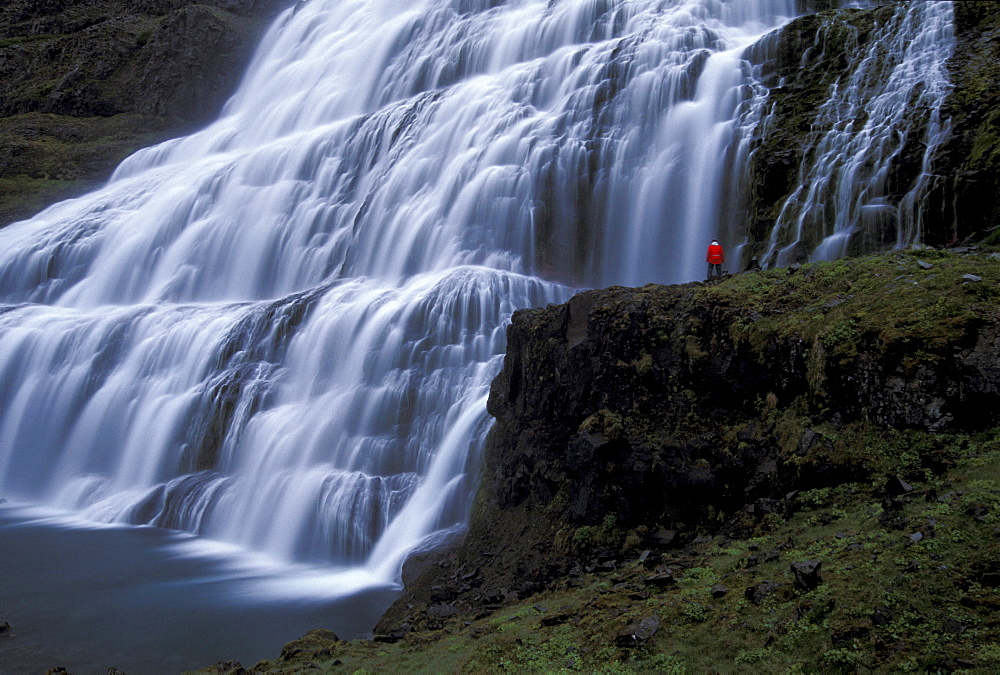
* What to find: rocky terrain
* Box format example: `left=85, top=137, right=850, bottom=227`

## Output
left=0, top=0, right=290, bottom=226
left=210, top=247, right=1000, bottom=673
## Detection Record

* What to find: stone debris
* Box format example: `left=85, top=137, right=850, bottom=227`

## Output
left=745, top=580, right=781, bottom=605
left=872, top=606, right=893, bottom=626
left=644, top=571, right=677, bottom=587
left=374, top=624, right=411, bottom=643
left=539, top=613, right=574, bottom=627
left=885, top=475, right=914, bottom=497
left=789, top=561, right=823, bottom=590
left=615, top=615, right=660, bottom=647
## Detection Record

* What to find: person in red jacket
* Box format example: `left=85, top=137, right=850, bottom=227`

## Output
left=706, top=239, right=724, bottom=279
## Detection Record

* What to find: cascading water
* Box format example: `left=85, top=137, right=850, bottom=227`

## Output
left=0, top=0, right=957, bottom=661
left=754, top=0, right=955, bottom=266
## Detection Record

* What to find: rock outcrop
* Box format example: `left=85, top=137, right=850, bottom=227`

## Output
left=736, top=1, right=1000, bottom=263
left=378, top=248, right=1000, bottom=633
left=928, top=1, right=1000, bottom=245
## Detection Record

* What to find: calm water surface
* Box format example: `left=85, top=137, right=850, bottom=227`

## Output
left=0, top=505, right=399, bottom=674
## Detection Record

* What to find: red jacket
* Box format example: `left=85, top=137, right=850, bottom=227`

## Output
left=707, top=243, right=724, bottom=264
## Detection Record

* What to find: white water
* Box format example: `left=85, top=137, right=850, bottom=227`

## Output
left=0, top=0, right=953, bottom=635
left=759, top=0, right=955, bottom=265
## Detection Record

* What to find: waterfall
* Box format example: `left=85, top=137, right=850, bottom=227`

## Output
left=0, top=0, right=952, bottom=611
left=754, top=0, right=955, bottom=266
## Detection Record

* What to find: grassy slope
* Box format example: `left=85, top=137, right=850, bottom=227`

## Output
left=200, top=249, right=1000, bottom=674
left=227, top=425, right=1000, bottom=674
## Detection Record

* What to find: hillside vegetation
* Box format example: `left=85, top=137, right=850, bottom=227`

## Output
left=200, top=248, right=1000, bottom=673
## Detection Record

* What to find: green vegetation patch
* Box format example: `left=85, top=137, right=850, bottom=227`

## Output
left=0, top=112, right=180, bottom=225
left=220, top=428, right=1000, bottom=673
left=701, top=250, right=999, bottom=366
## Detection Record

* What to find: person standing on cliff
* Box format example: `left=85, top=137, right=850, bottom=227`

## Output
left=706, top=239, right=724, bottom=280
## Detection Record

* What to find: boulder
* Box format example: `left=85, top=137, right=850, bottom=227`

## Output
left=789, top=560, right=823, bottom=590
left=615, top=615, right=660, bottom=648
left=884, top=475, right=914, bottom=497
left=746, top=580, right=781, bottom=605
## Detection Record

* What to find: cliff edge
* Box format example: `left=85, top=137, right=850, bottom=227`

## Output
left=239, top=249, right=1000, bottom=673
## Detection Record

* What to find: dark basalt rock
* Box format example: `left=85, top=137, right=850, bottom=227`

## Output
left=615, top=615, right=660, bottom=648
left=926, top=1, right=1000, bottom=245
left=745, top=580, right=782, bottom=605
left=884, top=475, right=915, bottom=497
left=789, top=560, right=823, bottom=590
left=377, top=257, right=1000, bottom=633
left=871, top=605, right=894, bottom=626
left=711, top=584, right=729, bottom=598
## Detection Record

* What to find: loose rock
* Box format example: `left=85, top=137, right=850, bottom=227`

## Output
left=615, top=615, right=660, bottom=647
left=789, top=561, right=823, bottom=590
left=884, top=475, right=914, bottom=497
left=872, top=606, right=893, bottom=626
left=745, top=580, right=781, bottom=605
left=644, top=572, right=677, bottom=587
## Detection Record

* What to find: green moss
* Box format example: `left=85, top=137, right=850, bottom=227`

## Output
left=231, top=424, right=1000, bottom=674
left=703, top=251, right=997, bottom=379
left=0, top=33, right=60, bottom=48
left=0, top=112, right=181, bottom=225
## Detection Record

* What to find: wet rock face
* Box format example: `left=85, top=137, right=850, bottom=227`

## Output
left=742, top=1, right=1000, bottom=256
left=929, top=1, right=1000, bottom=245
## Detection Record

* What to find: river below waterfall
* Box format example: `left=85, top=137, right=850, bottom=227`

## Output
left=0, top=505, right=397, bottom=673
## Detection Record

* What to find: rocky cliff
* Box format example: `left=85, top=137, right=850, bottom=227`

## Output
left=236, top=248, right=1000, bottom=673
left=382, top=245, right=999, bottom=603
left=0, top=0, right=289, bottom=226
left=737, top=1, right=1000, bottom=264
left=932, top=1, right=1000, bottom=244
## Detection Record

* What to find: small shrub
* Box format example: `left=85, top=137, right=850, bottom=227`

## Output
left=734, top=646, right=772, bottom=665
left=820, top=647, right=861, bottom=669
left=681, top=601, right=708, bottom=623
